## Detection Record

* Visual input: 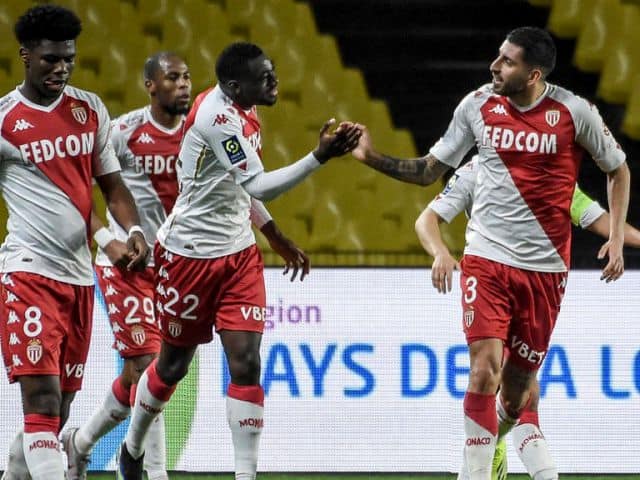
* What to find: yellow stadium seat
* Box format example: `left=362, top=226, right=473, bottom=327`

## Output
left=597, top=4, right=640, bottom=104
left=574, top=0, right=622, bottom=72
left=547, top=0, right=595, bottom=38
left=622, top=74, right=640, bottom=139
left=70, top=67, right=104, bottom=94
left=225, top=0, right=259, bottom=33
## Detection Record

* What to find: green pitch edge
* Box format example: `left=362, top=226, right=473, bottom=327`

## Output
left=164, top=352, right=199, bottom=469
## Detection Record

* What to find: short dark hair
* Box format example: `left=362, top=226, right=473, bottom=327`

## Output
left=506, top=26, right=556, bottom=78
left=144, top=51, right=180, bottom=81
left=14, top=5, right=81, bottom=49
left=215, top=42, right=264, bottom=82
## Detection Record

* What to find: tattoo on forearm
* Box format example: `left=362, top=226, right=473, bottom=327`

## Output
left=368, top=155, right=445, bottom=185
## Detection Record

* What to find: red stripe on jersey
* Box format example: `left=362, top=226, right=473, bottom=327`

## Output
left=234, top=104, right=262, bottom=158
left=1, top=95, right=97, bottom=225
left=183, top=87, right=213, bottom=135
left=480, top=96, right=581, bottom=268
left=127, top=122, right=180, bottom=214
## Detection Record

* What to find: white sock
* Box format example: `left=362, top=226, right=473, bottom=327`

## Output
left=144, top=413, right=167, bottom=480
left=512, top=422, right=557, bottom=480
left=22, top=432, right=63, bottom=480
left=456, top=448, right=470, bottom=480
left=226, top=396, right=263, bottom=480
left=4, top=430, right=29, bottom=479
left=464, top=416, right=495, bottom=480
left=496, top=395, right=518, bottom=442
left=463, top=392, right=496, bottom=480
left=125, top=365, right=174, bottom=459
left=75, top=387, right=130, bottom=454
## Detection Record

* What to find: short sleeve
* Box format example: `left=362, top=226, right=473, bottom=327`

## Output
left=427, top=160, right=476, bottom=223
left=573, top=98, right=626, bottom=173
left=429, top=91, right=478, bottom=168
left=92, top=99, right=120, bottom=177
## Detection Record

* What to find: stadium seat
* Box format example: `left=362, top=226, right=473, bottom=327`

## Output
left=573, top=0, right=622, bottom=72
left=596, top=3, right=640, bottom=104
left=622, top=74, right=640, bottom=139
left=547, top=0, right=595, bottom=38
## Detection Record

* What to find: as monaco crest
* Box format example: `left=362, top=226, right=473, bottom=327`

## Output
left=71, top=106, right=87, bottom=125
left=464, top=309, right=475, bottom=328
left=27, top=339, right=42, bottom=365
left=545, top=110, right=560, bottom=127
left=131, top=325, right=146, bottom=346
left=168, top=321, right=182, bottom=338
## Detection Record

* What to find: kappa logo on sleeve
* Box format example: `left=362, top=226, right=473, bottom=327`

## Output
left=222, top=135, right=247, bottom=164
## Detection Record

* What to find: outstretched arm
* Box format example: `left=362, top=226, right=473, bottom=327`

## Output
left=243, top=120, right=361, bottom=201
left=415, top=207, right=460, bottom=294
left=351, top=126, right=449, bottom=186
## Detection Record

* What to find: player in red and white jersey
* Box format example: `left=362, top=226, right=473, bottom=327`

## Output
left=118, top=42, right=361, bottom=480
left=0, top=6, right=149, bottom=480
left=415, top=155, right=640, bottom=479
left=60, top=52, right=191, bottom=480
left=352, top=27, right=630, bottom=480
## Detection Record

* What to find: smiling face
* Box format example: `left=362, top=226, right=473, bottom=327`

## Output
left=489, top=40, right=534, bottom=98
left=147, top=55, right=192, bottom=116
left=235, top=55, right=278, bottom=108
left=21, top=38, right=75, bottom=103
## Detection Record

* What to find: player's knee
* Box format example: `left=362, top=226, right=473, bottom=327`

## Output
left=468, top=362, right=501, bottom=393
left=157, top=358, right=189, bottom=386
left=227, top=350, right=261, bottom=384
left=22, top=389, right=62, bottom=417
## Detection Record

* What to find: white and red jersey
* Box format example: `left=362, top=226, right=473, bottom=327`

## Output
left=95, top=106, right=182, bottom=267
left=428, top=156, right=606, bottom=229
left=429, top=83, right=625, bottom=272
left=0, top=86, right=120, bottom=285
left=157, top=85, right=264, bottom=258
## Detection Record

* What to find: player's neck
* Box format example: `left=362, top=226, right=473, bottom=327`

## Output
left=509, top=82, right=547, bottom=108
left=19, top=84, right=60, bottom=107
left=150, top=104, right=181, bottom=129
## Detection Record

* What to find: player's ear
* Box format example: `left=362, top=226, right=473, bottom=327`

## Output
left=19, top=47, right=30, bottom=68
left=528, top=67, right=542, bottom=85
left=145, top=78, right=155, bottom=95
left=226, top=79, right=240, bottom=95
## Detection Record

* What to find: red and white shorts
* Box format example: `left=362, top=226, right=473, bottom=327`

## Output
left=0, top=272, right=94, bottom=391
left=154, top=243, right=266, bottom=347
left=459, top=255, right=567, bottom=371
left=95, top=265, right=161, bottom=359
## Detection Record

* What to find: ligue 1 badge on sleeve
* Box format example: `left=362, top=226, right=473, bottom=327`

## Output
left=71, top=105, right=88, bottom=125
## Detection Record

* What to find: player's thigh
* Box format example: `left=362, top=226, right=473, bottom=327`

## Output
left=507, top=269, right=566, bottom=371
left=215, top=244, right=266, bottom=335
left=96, top=266, right=161, bottom=359
left=61, top=284, right=95, bottom=392
left=459, top=255, right=512, bottom=343
left=18, top=374, right=62, bottom=415
left=0, top=272, right=76, bottom=384
left=153, top=244, right=218, bottom=347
